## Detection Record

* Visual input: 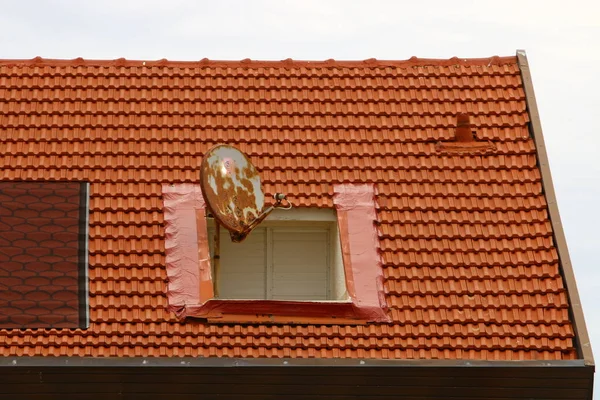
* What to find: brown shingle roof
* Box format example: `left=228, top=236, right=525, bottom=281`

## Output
left=0, top=55, right=577, bottom=359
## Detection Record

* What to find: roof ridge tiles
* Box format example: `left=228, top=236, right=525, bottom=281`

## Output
left=0, top=56, right=518, bottom=69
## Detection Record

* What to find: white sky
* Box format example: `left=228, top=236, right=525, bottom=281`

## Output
left=1, top=0, right=599, bottom=389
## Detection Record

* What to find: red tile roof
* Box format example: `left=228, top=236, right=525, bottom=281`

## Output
left=0, top=56, right=576, bottom=359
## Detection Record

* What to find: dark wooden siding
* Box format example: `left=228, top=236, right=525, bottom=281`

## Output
left=1, top=365, right=594, bottom=400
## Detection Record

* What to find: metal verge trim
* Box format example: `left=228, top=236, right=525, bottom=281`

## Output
left=78, top=182, right=90, bottom=329
left=516, top=49, right=594, bottom=366
left=0, top=357, right=588, bottom=368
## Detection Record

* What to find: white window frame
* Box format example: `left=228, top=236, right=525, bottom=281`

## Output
left=207, top=208, right=348, bottom=302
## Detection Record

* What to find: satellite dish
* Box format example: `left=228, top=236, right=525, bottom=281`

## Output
left=200, top=144, right=290, bottom=242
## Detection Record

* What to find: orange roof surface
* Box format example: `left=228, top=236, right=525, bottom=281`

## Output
left=0, top=56, right=576, bottom=360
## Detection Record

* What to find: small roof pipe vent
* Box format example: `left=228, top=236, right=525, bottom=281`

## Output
left=455, top=113, right=474, bottom=142
left=435, top=113, right=495, bottom=153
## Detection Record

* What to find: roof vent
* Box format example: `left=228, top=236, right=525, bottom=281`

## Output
left=455, top=113, right=474, bottom=142
left=436, top=114, right=496, bottom=153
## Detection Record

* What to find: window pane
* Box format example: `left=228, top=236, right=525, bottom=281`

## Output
left=271, top=230, right=329, bottom=300
left=211, top=227, right=266, bottom=299
left=0, top=182, right=88, bottom=328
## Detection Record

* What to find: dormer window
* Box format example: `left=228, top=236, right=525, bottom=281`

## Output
left=162, top=183, right=389, bottom=324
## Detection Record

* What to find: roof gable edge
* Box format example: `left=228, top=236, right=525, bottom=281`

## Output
left=517, top=49, right=594, bottom=366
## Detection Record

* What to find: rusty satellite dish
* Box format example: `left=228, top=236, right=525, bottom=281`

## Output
left=200, top=144, right=291, bottom=243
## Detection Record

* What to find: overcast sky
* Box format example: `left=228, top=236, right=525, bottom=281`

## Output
left=1, top=0, right=599, bottom=387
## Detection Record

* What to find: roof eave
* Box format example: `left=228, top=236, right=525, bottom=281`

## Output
left=516, top=49, right=594, bottom=366
left=0, top=356, right=590, bottom=368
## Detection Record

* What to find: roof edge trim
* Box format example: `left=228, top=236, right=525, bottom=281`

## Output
left=0, top=55, right=517, bottom=68
left=0, top=357, right=589, bottom=368
left=517, top=49, right=594, bottom=366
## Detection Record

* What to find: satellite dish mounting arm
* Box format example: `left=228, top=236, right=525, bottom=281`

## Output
left=230, top=193, right=292, bottom=242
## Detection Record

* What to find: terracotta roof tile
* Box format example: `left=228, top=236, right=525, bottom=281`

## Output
left=0, top=56, right=577, bottom=360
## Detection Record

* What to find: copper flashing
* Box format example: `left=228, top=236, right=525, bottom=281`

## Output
left=162, top=183, right=389, bottom=323
left=516, top=49, right=594, bottom=366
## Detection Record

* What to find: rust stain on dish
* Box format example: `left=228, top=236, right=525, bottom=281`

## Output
left=200, top=144, right=264, bottom=235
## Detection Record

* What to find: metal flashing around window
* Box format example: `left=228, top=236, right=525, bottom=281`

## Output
left=78, top=182, right=90, bottom=328
left=162, top=183, right=389, bottom=323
